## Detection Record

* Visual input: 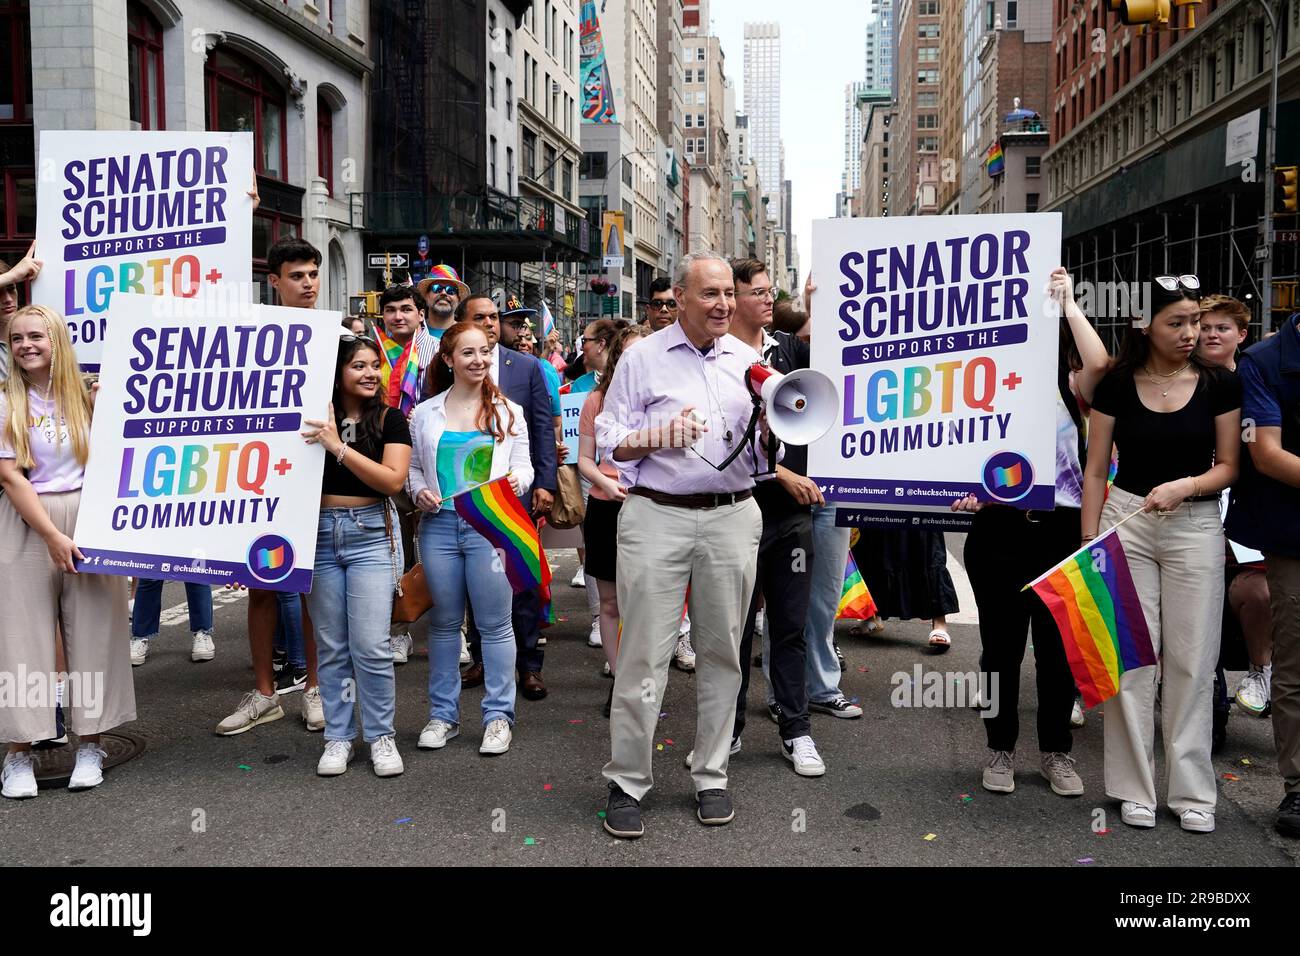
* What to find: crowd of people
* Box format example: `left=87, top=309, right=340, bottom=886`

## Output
left=0, top=232, right=1297, bottom=847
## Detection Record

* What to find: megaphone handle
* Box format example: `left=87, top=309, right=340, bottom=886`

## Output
left=713, top=391, right=765, bottom=474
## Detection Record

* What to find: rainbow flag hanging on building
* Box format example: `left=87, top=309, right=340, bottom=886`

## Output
left=1026, top=526, right=1157, bottom=708
left=454, top=475, right=551, bottom=596
left=837, top=551, right=878, bottom=620
left=986, top=141, right=1005, bottom=177
left=375, top=327, right=426, bottom=417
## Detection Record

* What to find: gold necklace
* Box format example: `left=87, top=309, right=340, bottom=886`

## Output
left=1144, top=362, right=1190, bottom=397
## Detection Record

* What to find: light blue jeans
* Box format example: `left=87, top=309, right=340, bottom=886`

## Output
left=306, top=503, right=400, bottom=743
left=804, top=503, right=849, bottom=703
left=421, top=508, right=516, bottom=727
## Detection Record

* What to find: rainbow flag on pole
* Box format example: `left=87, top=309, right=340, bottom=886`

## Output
left=1026, top=526, right=1156, bottom=708
left=837, top=551, right=878, bottom=620
left=376, top=326, right=426, bottom=417
left=454, top=475, right=551, bottom=596
left=539, top=299, right=556, bottom=340
left=986, top=141, right=1005, bottom=177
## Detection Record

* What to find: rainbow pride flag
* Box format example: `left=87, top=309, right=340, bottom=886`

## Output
left=376, top=327, right=425, bottom=417
left=986, top=141, right=1005, bottom=177
left=837, top=551, right=877, bottom=620
left=1026, top=527, right=1156, bottom=708
left=454, top=475, right=551, bottom=595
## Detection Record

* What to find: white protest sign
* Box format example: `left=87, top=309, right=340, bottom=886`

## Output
left=73, top=294, right=339, bottom=592
left=33, top=130, right=254, bottom=370
left=807, top=214, right=1062, bottom=522
left=560, top=391, right=585, bottom=465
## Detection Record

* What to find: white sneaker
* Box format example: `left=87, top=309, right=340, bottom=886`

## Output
left=782, top=735, right=827, bottom=777
left=1180, top=808, right=1215, bottom=833
left=571, top=567, right=586, bottom=588
left=684, top=737, right=742, bottom=768
left=130, top=637, right=151, bottom=666
left=588, top=620, right=603, bottom=647
left=460, top=633, right=473, bottom=666
left=1235, top=667, right=1271, bottom=716
left=317, top=740, right=354, bottom=776
left=754, top=608, right=765, bottom=639
left=68, top=744, right=107, bottom=790
left=370, top=735, right=404, bottom=776
left=391, top=631, right=413, bottom=665
left=1070, top=697, right=1086, bottom=728
left=1, top=751, right=38, bottom=799
left=215, top=690, right=284, bottom=735
left=1121, top=801, right=1157, bottom=828
left=480, top=719, right=512, bottom=755
left=302, top=686, right=325, bottom=731
left=679, top=612, right=691, bottom=636
left=602, top=660, right=612, bottom=677
left=191, top=630, right=215, bottom=662
left=418, top=719, right=459, bottom=749
left=673, top=635, right=696, bottom=672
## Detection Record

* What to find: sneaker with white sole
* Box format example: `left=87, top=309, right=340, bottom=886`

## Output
left=982, top=749, right=1015, bottom=793
left=602, top=660, right=612, bottom=677
left=588, top=620, right=603, bottom=647
left=1, top=751, right=37, bottom=799
left=418, top=719, right=459, bottom=749
left=782, top=736, right=827, bottom=776
left=129, top=637, right=151, bottom=666
left=684, top=737, right=741, bottom=768
left=809, top=695, right=863, bottom=719
left=1039, top=751, right=1084, bottom=796
left=480, top=719, right=512, bottom=755
left=317, top=740, right=354, bottom=776
left=1070, top=697, right=1086, bottom=728
left=571, top=567, right=586, bottom=588
left=215, top=691, right=284, bottom=735
left=1235, top=667, right=1271, bottom=716
left=673, top=635, right=696, bottom=671
left=68, top=744, right=107, bottom=790
left=1180, top=808, right=1215, bottom=833
left=391, top=631, right=413, bottom=665
left=370, top=735, right=404, bottom=776
left=1121, top=801, right=1157, bottom=828
left=302, top=687, right=325, bottom=731
left=274, top=667, right=307, bottom=695
left=460, top=634, right=473, bottom=666
left=754, top=608, right=765, bottom=639
left=191, top=630, right=215, bottom=662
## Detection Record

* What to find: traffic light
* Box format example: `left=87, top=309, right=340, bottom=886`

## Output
left=349, top=291, right=381, bottom=316
left=1276, top=166, right=1299, bottom=215
left=1109, top=0, right=1171, bottom=25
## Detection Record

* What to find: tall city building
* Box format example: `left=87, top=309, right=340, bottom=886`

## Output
left=841, top=81, right=867, bottom=209
left=865, top=0, right=895, bottom=94
left=894, top=0, right=942, bottom=214
left=656, top=0, right=687, bottom=274
left=743, top=22, right=782, bottom=225
left=685, top=34, right=729, bottom=252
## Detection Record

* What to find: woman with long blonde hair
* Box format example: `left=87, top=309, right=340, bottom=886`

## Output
left=0, top=305, right=135, bottom=798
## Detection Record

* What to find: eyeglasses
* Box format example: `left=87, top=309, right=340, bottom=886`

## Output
left=648, top=299, right=677, bottom=311
left=742, top=288, right=776, bottom=301
left=340, top=333, right=376, bottom=344
left=581, top=336, right=605, bottom=345
left=505, top=319, right=528, bottom=329
left=1154, top=275, right=1201, bottom=293
left=425, top=283, right=460, bottom=296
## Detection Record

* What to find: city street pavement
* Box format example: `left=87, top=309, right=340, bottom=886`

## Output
left=4, top=541, right=1297, bottom=868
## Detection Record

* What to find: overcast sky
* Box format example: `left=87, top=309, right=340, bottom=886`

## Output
left=712, top=1, right=872, bottom=275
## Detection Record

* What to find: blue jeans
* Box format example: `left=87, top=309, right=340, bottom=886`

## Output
left=131, top=579, right=213, bottom=638
left=421, top=508, right=516, bottom=727
left=804, top=503, right=849, bottom=703
left=305, top=504, right=400, bottom=743
left=274, top=591, right=306, bottom=669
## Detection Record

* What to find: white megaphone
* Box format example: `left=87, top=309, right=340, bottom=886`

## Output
left=746, top=363, right=838, bottom=445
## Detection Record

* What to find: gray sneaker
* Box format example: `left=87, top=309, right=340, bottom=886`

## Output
left=982, top=749, right=1015, bottom=793
left=1040, top=751, right=1084, bottom=796
left=215, top=691, right=284, bottom=736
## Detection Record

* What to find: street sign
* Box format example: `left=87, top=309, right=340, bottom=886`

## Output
left=367, top=253, right=409, bottom=269
left=1256, top=245, right=1270, bottom=261
left=1277, top=230, right=1300, bottom=244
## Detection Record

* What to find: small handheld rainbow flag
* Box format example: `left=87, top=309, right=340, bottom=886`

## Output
left=837, top=551, right=878, bottom=620
left=376, top=326, right=426, bottom=417
left=454, top=475, right=551, bottom=595
left=1025, top=521, right=1156, bottom=708
left=539, top=299, right=556, bottom=340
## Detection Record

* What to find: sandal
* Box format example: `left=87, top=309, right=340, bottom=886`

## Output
left=927, top=628, right=952, bottom=653
left=851, top=616, right=886, bottom=637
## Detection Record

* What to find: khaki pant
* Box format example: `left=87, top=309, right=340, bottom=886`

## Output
left=1265, top=553, right=1300, bottom=794
left=0, top=490, right=135, bottom=742
left=604, top=494, right=761, bottom=800
left=1102, top=487, right=1223, bottom=813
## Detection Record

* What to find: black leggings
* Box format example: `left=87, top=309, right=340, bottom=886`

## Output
left=964, top=505, right=1080, bottom=754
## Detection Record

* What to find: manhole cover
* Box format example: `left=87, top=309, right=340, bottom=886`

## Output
left=30, top=731, right=146, bottom=785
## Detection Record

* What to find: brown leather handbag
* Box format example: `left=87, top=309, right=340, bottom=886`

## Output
left=387, top=501, right=433, bottom=623
left=548, top=463, right=586, bottom=529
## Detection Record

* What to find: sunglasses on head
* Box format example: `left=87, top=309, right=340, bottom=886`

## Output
left=425, top=283, right=459, bottom=295
left=1153, top=275, right=1201, bottom=294
left=648, top=299, right=677, bottom=310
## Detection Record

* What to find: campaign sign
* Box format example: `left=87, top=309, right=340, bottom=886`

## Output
left=807, top=214, right=1062, bottom=518
left=560, top=392, right=585, bottom=465
left=32, top=131, right=254, bottom=371
left=72, top=294, right=339, bottom=592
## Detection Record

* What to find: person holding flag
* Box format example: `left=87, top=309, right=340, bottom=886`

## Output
left=408, top=321, right=533, bottom=756
left=1081, top=274, right=1240, bottom=833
